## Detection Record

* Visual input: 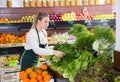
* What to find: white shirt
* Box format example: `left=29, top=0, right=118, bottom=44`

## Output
left=24, top=28, right=54, bottom=56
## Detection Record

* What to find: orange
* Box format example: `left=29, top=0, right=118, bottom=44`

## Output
left=30, top=72, right=38, bottom=79
left=38, top=80, right=44, bottom=82
left=37, top=74, right=43, bottom=81
left=19, top=71, right=28, bottom=80
left=42, top=71, right=49, bottom=77
left=23, top=78, right=30, bottom=82
left=29, top=78, right=37, bottom=82
left=26, top=68, right=33, bottom=74
left=40, top=64, right=48, bottom=70
left=44, top=75, right=51, bottom=81
left=36, top=69, right=42, bottom=74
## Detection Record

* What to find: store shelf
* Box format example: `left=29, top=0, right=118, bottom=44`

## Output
left=0, top=23, right=19, bottom=30
left=0, top=43, right=25, bottom=48
left=0, top=19, right=116, bottom=31
left=1, top=65, right=20, bottom=73
left=0, top=46, right=24, bottom=56
left=51, top=20, right=85, bottom=28
left=0, top=22, right=32, bottom=31
left=0, top=43, right=56, bottom=56
left=52, top=19, right=115, bottom=28
left=85, top=19, right=116, bottom=27
left=0, top=4, right=115, bottom=34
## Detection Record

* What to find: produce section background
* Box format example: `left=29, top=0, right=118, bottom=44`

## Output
left=0, top=0, right=120, bottom=82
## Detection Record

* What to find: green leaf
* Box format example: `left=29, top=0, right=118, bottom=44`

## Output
left=92, top=26, right=115, bottom=43
left=68, top=24, right=87, bottom=37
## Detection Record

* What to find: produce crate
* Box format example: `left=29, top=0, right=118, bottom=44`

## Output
left=0, top=72, right=20, bottom=82
left=1, top=65, right=20, bottom=73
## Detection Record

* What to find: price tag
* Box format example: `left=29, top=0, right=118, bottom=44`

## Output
left=85, top=20, right=92, bottom=26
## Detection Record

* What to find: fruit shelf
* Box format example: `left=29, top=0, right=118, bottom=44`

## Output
left=0, top=22, right=32, bottom=31
left=85, top=19, right=115, bottom=27
left=51, top=19, right=115, bottom=28
left=0, top=46, right=24, bottom=56
left=0, top=19, right=116, bottom=31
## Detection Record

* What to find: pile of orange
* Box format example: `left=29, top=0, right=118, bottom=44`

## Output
left=19, top=64, right=52, bottom=82
left=19, top=32, right=28, bottom=43
left=0, top=32, right=27, bottom=44
left=0, top=18, right=9, bottom=23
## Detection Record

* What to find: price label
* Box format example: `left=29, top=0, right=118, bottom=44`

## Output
left=85, top=20, right=92, bottom=26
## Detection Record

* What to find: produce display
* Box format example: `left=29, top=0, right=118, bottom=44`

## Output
left=0, top=72, right=20, bottom=82
left=0, top=32, right=70, bottom=47
left=19, top=64, right=53, bottom=82
left=0, top=12, right=115, bottom=23
left=0, top=2, right=118, bottom=82
left=49, top=12, right=115, bottom=21
left=0, top=15, right=34, bottom=23
left=0, top=32, right=27, bottom=47
left=0, top=22, right=117, bottom=82
left=45, top=24, right=115, bottom=82
left=0, top=54, right=20, bottom=66
left=49, top=32, right=72, bottom=44
left=0, top=55, right=21, bottom=82
left=74, top=57, right=114, bottom=82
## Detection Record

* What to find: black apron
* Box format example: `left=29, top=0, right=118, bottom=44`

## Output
left=20, top=28, right=47, bottom=71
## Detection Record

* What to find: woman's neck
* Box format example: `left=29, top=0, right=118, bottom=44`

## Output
left=36, top=25, right=42, bottom=32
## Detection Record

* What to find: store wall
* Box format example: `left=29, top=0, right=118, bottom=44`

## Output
left=115, top=0, right=120, bottom=51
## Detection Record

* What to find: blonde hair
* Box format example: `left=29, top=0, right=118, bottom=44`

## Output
left=31, top=12, right=49, bottom=29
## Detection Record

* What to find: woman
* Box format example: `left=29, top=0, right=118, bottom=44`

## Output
left=20, top=12, right=64, bottom=71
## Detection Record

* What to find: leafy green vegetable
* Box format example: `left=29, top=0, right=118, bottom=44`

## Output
left=91, top=26, right=115, bottom=43
left=75, top=34, right=96, bottom=54
left=68, top=24, right=87, bottom=37
left=47, top=24, right=115, bottom=82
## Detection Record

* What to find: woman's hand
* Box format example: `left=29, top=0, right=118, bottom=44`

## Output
left=53, top=50, right=64, bottom=58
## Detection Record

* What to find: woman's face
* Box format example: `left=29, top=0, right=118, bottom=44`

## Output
left=38, top=16, right=50, bottom=29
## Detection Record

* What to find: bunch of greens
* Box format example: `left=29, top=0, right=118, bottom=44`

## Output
left=46, top=24, right=115, bottom=82
left=75, top=33, right=96, bottom=54
left=46, top=42, right=81, bottom=82
left=47, top=43, right=102, bottom=82
left=92, top=25, right=115, bottom=43
left=50, top=42, right=79, bottom=64
left=68, top=23, right=96, bottom=54
left=92, top=26, right=115, bottom=55
left=68, top=23, right=88, bottom=38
